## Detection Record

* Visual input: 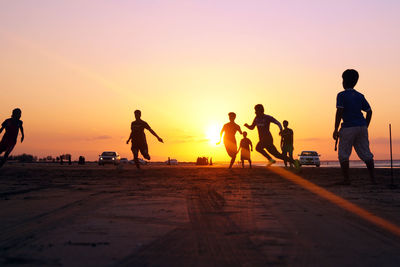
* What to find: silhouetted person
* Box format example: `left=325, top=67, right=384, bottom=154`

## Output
left=217, top=112, right=242, bottom=168
left=127, top=110, right=163, bottom=169
left=245, top=104, right=300, bottom=169
left=333, top=69, right=375, bottom=184
left=281, top=120, right=294, bottom=167
left=238, top=131, right=253, bottom=168
left=0, top=108, right=24, bottom=167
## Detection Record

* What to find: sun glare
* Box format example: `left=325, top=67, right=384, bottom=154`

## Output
left=206, top=124, right=221, bottom=145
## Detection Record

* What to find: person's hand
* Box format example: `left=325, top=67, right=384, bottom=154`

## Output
left=158, top=137, right=164, bottom=143
left=126, top=140, right=130, bottom=144
left=244, top=123, right=249, bottom=128
left=333, top=130, right=339, bottom=141
left=21, top=136, right=24, bottom=143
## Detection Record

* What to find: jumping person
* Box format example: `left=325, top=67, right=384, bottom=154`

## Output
left=0, top=108, right=24, bottom=167
left=238, top=131, right=253, bottom=168
left=217, top=112, right=242, bottom=168
left=244, top=104, right=300, bottom=169
left=126, top=110, right=163, bottom=169
left=333, top=69, right=375, bottom=184
left=281, top=120, right=294, bottom=167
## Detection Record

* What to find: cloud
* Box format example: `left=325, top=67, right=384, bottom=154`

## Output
left=86, top=135, right=112, bottom=141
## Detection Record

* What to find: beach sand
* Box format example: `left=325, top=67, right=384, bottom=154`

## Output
left=1, top=164, right=400, bottom=266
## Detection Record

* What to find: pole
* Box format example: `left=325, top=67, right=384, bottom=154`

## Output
left=390, top=124, right=393, bottom=185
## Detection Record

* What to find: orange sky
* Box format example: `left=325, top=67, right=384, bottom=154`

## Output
left=1, top=1, right=399, bottom=161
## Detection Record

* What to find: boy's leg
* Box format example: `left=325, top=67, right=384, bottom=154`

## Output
left=241, top=160, right=244, bottom=168
left=256, top=142, right=272, bottom=160
left=354, top=126, right=375, bottom=183
left=229, top=154, right=236, bottom=168
left=249, top=159, right=252, bottom=168
left=140, top=143, right=151, bottom=161
left=338, top=127, right=356, bottom=184
left=282, top=147, right=288, bottom=167
left=0, top=142, right=15, bottom=167
left=131, top=147, right=140, bottom=169
left=266, top=143, right=295, bottom=164
left=289, top=148, right=294, bottom=167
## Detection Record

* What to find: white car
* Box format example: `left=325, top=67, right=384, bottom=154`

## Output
left=299, top=151, right=321, bottom=167
left=99, top=151, right=121, bottom=165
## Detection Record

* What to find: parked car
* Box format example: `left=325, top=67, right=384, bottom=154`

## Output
left=299, top=151, right=321, bottom=167
left=99, top=151, right=120, bottom=165
left=128, top=159, right=148, bottom=165
left=120, top=158, right=129, bottom=164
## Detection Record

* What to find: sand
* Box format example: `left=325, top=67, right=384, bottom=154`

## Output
left=1, top=164, right=400, bottom=266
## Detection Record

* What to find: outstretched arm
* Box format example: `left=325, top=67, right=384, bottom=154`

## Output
left=271, top=117, right=283, bottom=133
left=244, top=118, right=256, bottom=130
left=333, top=108, right=343, bottom=140
left=238, top=125, right=243, bottom=135
left=148, top=128, right=163, bottom=143
left=19, top=125, right=24, bottom=143
left=366, top=110, right=372, bottom=127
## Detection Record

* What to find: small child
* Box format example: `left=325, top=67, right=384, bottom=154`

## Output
left=0, top=108, right=24, bottom=167
left=238, top=131, right=253, bottom=168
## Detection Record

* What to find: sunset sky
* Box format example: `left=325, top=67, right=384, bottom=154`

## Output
left=1, top=1, right=399, bottom=161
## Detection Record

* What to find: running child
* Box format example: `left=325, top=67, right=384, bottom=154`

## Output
left=244, top=104, right=299, bottom=169
left=238, top=131, right=253, bottom=168
left=126, top=110, right=163, bottom=169
left=0, top=108, right=24, bottom=167
left=280, top=120, right=294, bottom=167
left=217, top=112, right=242, bottom=168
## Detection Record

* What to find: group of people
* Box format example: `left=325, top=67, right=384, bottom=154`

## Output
left=0, top=69, right=376, bottom=184
left=216, top=106, right=298, bottom=169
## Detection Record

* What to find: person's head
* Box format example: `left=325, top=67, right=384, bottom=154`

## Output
left=12, top=108, right=21, bottom=119
left=228, top=112, right=236, bottom=122
left=283, top=120, right=288, bottom=128
left=342, top=69, right=359, bottom=89
left=243, top=131, right=247, bottom=137
left=134, top=110, right=141, bottom=120
left=254, top=104, right=264, bottom=116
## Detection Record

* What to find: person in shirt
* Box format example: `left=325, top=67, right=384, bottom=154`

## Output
left=217, top=112, right=242, bottom=168
left=0, top=108, right=24, bottom=167
left=245, top=104, right=300, bottom=169
left=333, top=69, right=375, bottom=184
left=126, top=110, right=163, bottom=169
left=280, top=120, right=294, bottom=168
left=237, top=131, right=253, bottom=168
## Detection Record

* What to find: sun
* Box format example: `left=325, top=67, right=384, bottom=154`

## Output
left=206, top=124, right=221, bottom=145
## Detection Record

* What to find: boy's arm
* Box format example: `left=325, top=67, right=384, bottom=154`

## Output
left=244, top=118, right=256, bottom=130
left=366, top=110, right=372, bottom=127
left=0, top=126, right=4, bottom=134
left=271, top=117, right=283, bottom=133
left=217, top=126, right=225, bottom=145
left=20, top=124, right=24, bottom=143
left=148, top=127, right=163, bottom=143
left=237, top=125, right=243, bottom=135
left=126, top=132, right=132, bottom=144
left=333, top=108, right=343, bottom=140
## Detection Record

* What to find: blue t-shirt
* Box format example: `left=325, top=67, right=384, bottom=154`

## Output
left=336, top=89, right=371, bottom=128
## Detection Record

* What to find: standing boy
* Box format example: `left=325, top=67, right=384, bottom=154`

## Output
left=238, top=131, right=253, bottom=168
left=245, top=104, right=299, bottom=169
left=281, top=120, right=294, bottom=167
left=0, top=108, right=24, bottom=167
left=217, top=112, right=242, bottom=168
left=126, top=110, right=163, bottom=169
left=333, top=69, right=375, bottom=184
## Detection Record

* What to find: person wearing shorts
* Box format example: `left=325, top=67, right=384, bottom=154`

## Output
left=126, top=110, right=163, bottom=169
left=217, top=112, right=242, bottom=168
left=245, top=104, right=300, bottom=169
left=238, top=131, right=253, bottom=168
left=333, top=69, right=375, bottom=184
left=0, top=108, right=24, bottom=167
left=281, top=120, right=294, bottom=168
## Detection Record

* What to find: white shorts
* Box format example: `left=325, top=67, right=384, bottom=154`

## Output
left=338, top=126, right=373, bottom=163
